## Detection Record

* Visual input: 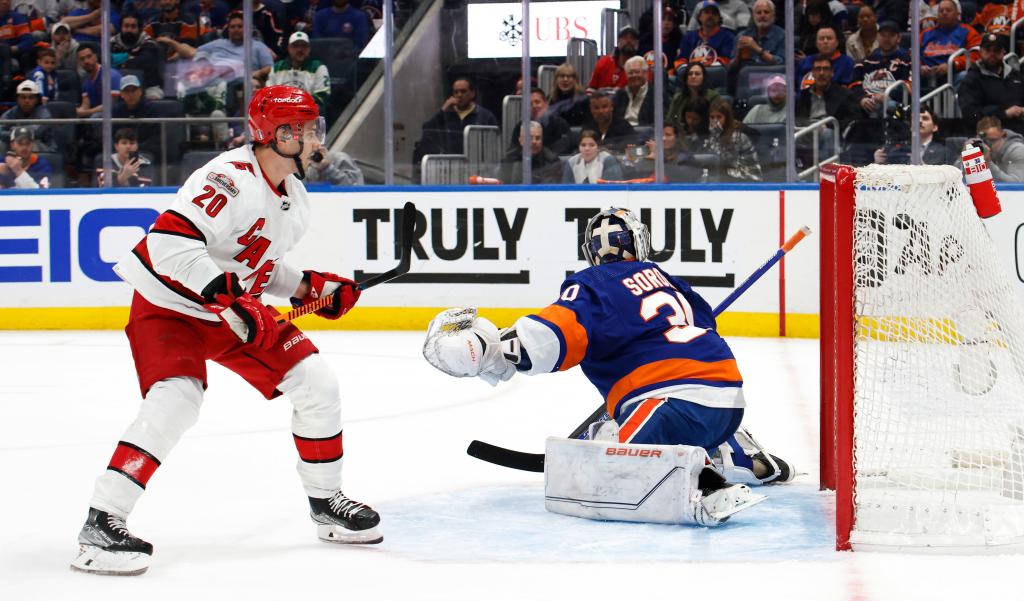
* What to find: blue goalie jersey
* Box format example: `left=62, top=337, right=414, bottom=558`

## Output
left=515, top=260, right=745, bottom=419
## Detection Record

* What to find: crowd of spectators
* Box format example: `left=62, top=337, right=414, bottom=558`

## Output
left=0, top=0, right=382, bottom=188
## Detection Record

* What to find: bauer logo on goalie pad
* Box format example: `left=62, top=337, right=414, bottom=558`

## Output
left=605, top=447, right=663, bottom=458
left=206, top=172, right=239, bottom=196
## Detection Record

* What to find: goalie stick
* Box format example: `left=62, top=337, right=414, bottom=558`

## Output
left=467, top=225, right=813, bottom=472
left=276, top=201, right=416, bottom=324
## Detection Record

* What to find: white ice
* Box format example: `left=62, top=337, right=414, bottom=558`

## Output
left=1, top=331, right=1021, bottom=600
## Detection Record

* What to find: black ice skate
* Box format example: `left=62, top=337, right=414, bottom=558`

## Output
left=309, top=491, right=382, bottom=544
left=70, top=508, right=153, bottom=576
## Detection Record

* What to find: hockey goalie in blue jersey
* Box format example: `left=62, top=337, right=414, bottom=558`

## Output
left=424, top=208, right=794, bottom=525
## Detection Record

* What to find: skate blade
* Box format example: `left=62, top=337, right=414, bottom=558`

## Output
left=70, top=544, right=150, bottom=576
left=710, top=491, right=768, bottom=522
left=317, top=524, right=383, bottom=545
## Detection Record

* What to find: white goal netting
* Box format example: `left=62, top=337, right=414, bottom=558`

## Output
left=850, top=164, right=1024, bottom=551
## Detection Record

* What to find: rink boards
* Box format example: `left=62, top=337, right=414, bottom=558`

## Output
left=2, top=184, right=1024, bottom=335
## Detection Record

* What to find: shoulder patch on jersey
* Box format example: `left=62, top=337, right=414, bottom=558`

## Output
left=206, top=172, right=239, bottom=196
left=228, top=161, right=255, bottom=175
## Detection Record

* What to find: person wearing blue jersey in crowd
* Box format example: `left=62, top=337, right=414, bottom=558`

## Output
left=423, top=207, right=794, bottom=488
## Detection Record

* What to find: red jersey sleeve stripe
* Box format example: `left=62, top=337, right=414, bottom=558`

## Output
left=605, top=358, right=743, bottom=416
left=150, top=210, right=206, bottom=243
left=535, top=304, right=589, bottom=371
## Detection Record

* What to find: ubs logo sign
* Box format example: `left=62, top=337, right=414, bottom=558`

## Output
left=499, top=15, right=522, bottom=47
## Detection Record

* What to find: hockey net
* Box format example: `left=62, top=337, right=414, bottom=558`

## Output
left=820, top=163, right=1024, bottom=552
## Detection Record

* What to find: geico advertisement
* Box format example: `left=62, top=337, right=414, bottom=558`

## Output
left=0, top=190, right=800, bottom=311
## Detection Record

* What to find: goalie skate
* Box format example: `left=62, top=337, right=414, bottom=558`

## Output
left=694, top=484, right=767, bottom=527
left=310, top=491, right=383, bottom=544
left=70, top=508, right=152, bottom=576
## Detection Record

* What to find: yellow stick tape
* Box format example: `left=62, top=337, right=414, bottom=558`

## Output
left=0, top=307, right=821, bottom=337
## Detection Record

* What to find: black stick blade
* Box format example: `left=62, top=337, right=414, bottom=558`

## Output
left=466, top=440, right=545, bottom=473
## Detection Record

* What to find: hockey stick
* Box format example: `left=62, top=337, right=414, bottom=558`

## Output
left=466, top=225, right=813, bottom=472
left=276, top=201, right=416, bottom=324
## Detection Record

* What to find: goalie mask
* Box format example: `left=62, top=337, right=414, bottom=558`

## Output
left=581, top=208, right=651, bottom=266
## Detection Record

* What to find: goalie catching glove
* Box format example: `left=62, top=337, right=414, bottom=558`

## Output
left=202, top=272, right=280, bottom=350
left=423, top=307, right=518, bottom=386
left=290, top=270, right=360, bottom=319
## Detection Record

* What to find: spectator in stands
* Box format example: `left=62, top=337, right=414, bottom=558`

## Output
left=268, top=31, right=330, bottom=113
left=162, top=12, right=275, bottom=91
left=29, top=48, right=58, bottom=103
left=76, top=43, right=122, bottom=117
left=113, top=13, right=166, bottom=100
left=959, top=33, right=1024, bottom=134
left=796, top=0, right=833, bottom=59
left=667, top=62, right=720, bottom=129
left=0, top=81, right=55, bottom=152
left=632, top=122, right=700, bottom=182
left=412, top=77, right=498, bottom=166
left=252, top=0, right=287, bottom=58
left=686, top=0, right=750, bottom=32
left=588, top=25, right=640, bottom=90
left=846, top=3, right=879, bottom=63
left=561, top=129, right=623, bottom=184
left=797, top=26, right=854, bottom=88
left=97, top=127, right=154, bottom=187
left=580, top=90, right=637, bottom=152
left=313, top=0, right=369, bottom=51
left=869, top=0, right=909, bottom=29
left=0, top=127, right=53, bottom=189
left=681, top=97, right=711, bottom=152
left=512, top=75, right=538, bottom=96
left=676, top=1, right=736, bottom=72
left=973, top=115, right=1024, bottom=181
left=498, top=121, right=562, bottom=184
left=920, top=0, right=980, bottom=83
left=10, top=0, right=49, bottom=40
left=850, top=20, right=911, bottom=118
left=112, top=75, right=162, bottom=159
left=0, top=0, right=35, bottom=71
left=613, top=56, right=657, bottom=127
left=146, top=0, right=208, bottom=61
left=873, top=107, right=951, bottom=165
left=639, top=4, right=683, bottom=74
left=796, top=54, right=860, bottom=127
left=549, top=63, right=590, bottom=126
left=517, top=87, right=572, bottom=154
left=702, top=97, right=761, bottom=181
left=729, top=0, right=784, bottom=93
left=971, top=0, right=1023, bottom=37
left=183, top=0, right=230, bottom=31
left=916, top=0, right=941, bottom=31
left=305, top=148, right=364, bottom=185
left=61, top=0, right=117, bottom=43
left=743, top=74, right=786, bottom=124
left=51, top=22, right=80, bottom=71
left=122, top=0, right=164, bottom=25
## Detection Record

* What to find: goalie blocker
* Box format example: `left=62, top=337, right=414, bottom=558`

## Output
left=545, top=429, right=766, bottom=526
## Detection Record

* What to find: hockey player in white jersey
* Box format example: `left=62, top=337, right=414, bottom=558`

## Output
left=71, top=85, right=381, bottom=576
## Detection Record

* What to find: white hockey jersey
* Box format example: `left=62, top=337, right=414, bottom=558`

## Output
left=114, top=145, right=310, bottom=321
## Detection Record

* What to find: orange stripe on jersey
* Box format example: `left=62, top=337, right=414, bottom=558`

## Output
left=535, top=304, right=589, bottom=370
left=605, top=358, right=742, bottom=415
left=618, top=398, right=665, bottom=443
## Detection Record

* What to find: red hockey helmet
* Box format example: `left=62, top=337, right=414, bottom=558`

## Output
left=247, top=85, right=324, bottom=145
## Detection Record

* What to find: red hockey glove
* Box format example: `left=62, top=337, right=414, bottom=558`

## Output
left=202, top=272, right=280, bottom=350
left=291, top=270, right=360, bottom=320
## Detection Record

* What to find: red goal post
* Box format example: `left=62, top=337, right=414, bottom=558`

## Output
left=819, top=163, right=1024, bottom=553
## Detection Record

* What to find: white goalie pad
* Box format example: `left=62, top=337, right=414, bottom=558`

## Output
left=422, top=307, right=515, bottom=386
left=544, top=437, right=709, bottom=525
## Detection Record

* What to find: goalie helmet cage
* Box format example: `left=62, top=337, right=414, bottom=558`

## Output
left=819, top=163, right=1024, bottom=553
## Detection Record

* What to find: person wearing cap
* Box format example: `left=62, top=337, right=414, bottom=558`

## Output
left=675, top=1, right=736, bottom=72
left=267, top=31, right=331, bottom=114
left=112, top=75, right=164, bottom=160
left=846, top=3, right=879, bottom=63
left=920, top=0, right=980, bottom=82
left=588, top=25, right=640, bottom=90
left=849, top=20, right=911, bottom=117
left=743, top=74, right=786, bottom=125
left=959, top=32, right=1024, bottom=135
left=0, top=127, right=53, bottom=190
left=51, top=21, right=81, bottom=71
left=112, top=13, right=165, bottom=100
left=0, top=80, right=55, bottom=153
left=685, top=0, right=749, bottom=32
left=314, top=0, right=370, bottom=50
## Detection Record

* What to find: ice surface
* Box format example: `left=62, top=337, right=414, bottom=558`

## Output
left=1, top=332, right=1021, bottom=600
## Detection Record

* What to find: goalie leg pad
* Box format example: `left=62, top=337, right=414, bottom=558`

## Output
left=544, top=437, right=758, bottom=526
